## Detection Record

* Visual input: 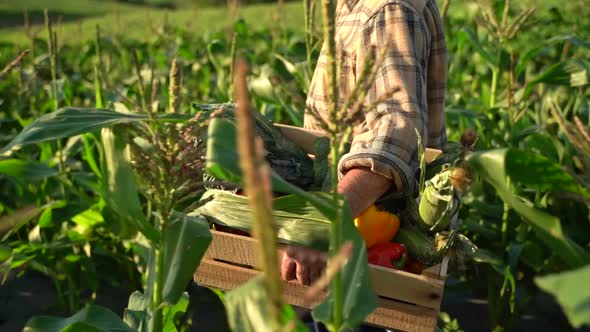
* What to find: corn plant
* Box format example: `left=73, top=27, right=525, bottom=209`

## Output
left=1, top=42, right=218, bottom=331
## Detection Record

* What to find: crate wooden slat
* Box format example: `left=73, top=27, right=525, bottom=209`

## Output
left=203, top=230, right=445, bottom=309
left=195, top=230, right=446, bottom=331
left=196, top=258, right=438, bottom=332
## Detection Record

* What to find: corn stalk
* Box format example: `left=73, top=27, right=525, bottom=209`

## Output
left=234, top=58, right=285, bottom=328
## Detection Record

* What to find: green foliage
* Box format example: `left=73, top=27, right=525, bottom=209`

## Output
left=101, top=127, right=158, bottom=242
left=1, top=107, right=190, bottom=154
left=466, top=149, right=590, bottom=269
left=536, top=264, right=590, bottom=328
left=161, top=214, right=211, bottom=304
left=224, top=277, right=309, bottom=332
left=24, top=305, right=134, bottom=332
left=0, top=159, right=58, bottom=181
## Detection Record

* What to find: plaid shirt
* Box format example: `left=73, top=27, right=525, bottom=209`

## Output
left=305, top=0, right=448, bottom=192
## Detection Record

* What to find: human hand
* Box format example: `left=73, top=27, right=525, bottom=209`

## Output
left=280, top=245, right=327, bottom=286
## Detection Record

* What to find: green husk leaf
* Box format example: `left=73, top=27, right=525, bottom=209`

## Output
left=418, top=169, right=455, bottom=232
left=194, top=189, right=331, bottom=250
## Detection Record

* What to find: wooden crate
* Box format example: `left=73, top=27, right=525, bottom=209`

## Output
left=195, top=230, right=448, bottom=332
left=193, top=124, right=448, bottom=332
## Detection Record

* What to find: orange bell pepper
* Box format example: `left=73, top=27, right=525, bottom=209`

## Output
left=354, top=204, right=400, bottom=248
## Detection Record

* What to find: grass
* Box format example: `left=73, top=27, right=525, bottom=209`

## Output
left=0, top=1, right=304, bottom=44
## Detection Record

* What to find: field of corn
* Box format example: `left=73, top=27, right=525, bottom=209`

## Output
left=0, top=0, right=589, bottom=331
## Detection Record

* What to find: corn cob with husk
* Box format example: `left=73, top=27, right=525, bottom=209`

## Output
left=384, top=130, right=476, bottom=269
left=193, top=189, right=331, bottom=250
left=193, top=102, right=316, bottom=190
left=417, top=165, right=460, bottom=233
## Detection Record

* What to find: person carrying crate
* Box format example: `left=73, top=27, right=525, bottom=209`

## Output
left=280, top=0, right=448, bottom=329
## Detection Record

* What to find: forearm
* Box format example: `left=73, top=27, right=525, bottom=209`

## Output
left=337, top=167, right=394, bottom=217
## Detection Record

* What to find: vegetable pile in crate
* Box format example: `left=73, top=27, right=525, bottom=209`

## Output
left=190, top=103, right=477, bottom=331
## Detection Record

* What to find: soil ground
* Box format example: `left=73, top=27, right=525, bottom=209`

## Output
left=1, top=271, right=588, bottom=332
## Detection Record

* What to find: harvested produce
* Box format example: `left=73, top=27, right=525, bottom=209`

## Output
left=418, top=167, right=460, bottom=233
left=394, top=227, right=441, bottom=266
left=197, top=104, right=476, bottom=270
left=354, top=204, right=400, bottom=248
left=194, top=103, right=316, bottom=190
left=367, top=243, right=407, bottom=270
left=195, top=189, right=331, bottom=250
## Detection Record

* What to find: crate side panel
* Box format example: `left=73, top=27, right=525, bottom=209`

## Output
left=369, top=264, right=444, bottom=309
left=195, top=259, right=438, bottom=332
left=205, top=230, right=261, bottom=266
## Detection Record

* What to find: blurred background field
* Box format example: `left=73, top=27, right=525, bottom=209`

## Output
left=1, top=0, right=588, bottom=44
left=0, top=0, right=306, bottom=43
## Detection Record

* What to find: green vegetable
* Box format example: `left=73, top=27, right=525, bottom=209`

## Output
left=194, top=103, right=315, bottom=190
left=194, top=189, right=331, bottom=250
left=395, top=227, right=441, bottom=265
left=418, top=168, right=459, bottom=233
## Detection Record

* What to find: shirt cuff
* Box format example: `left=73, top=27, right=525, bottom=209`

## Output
left=337, top=149, right=415, bottom=193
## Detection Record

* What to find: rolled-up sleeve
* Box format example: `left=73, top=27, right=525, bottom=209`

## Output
left=338, top=3, right=432, bottom=192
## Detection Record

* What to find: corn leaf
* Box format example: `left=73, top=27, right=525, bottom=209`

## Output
left=1, top=107, right=191, bottom=154
left=456, top=28, right=497, bottom=68
left=224, top=276, right=309, bottom=332
left=0, top=159, right=58, bottom=181
left=161, top=214, right=212, bottom=305
left=504, top=149, right=590, bottom=199
left=101, top=128, right=159, bottom=242
left=515, top=34, right=590, bottom=77
left=466, top=149, right=590, bottom=268
left=311, top=195, right=378, bottom=331
left=522, top=60, right=590, bottom=100
left=536, top=264, right=590, bottom=328
left=24, top=305, right=134, bottom=332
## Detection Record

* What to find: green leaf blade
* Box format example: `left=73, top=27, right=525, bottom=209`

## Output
left=24, top=305, right=135, bottom=332
left=101, top=127, right=159, bottom=242
left=161, top=214, right=212, bottom=304
left=466, top=149, right=590, bottom=269
left=2, top=107, right=191, bottom=154
left=536, top=264, right=590, bottom=328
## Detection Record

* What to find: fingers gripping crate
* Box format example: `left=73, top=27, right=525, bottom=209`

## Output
left=193, top=125, right=448, bottom=332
